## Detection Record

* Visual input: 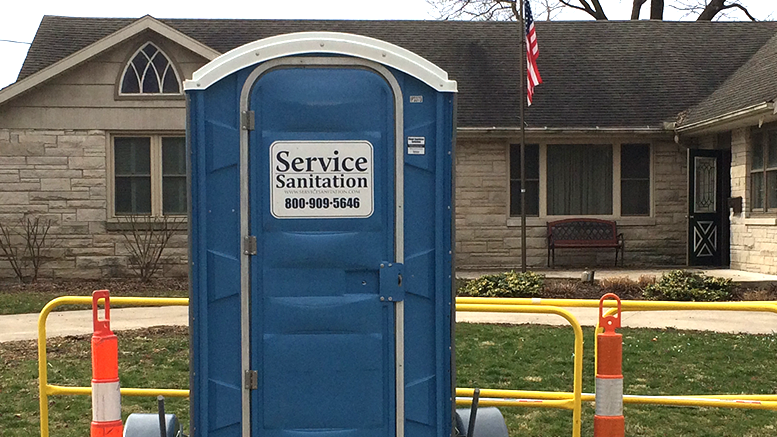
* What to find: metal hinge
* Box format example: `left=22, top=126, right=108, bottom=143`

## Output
left=243, top=236, right=257, bottom=255
left=245, top=370, right=258, bottom=390
left=241, top=110, right=255, bottom=131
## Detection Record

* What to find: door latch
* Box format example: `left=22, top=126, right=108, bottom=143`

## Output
left=379, top=262, right=405, bottom=302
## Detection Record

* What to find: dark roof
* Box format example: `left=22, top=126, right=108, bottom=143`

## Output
left=18, top=16, right=777, bottom=129
left=681, top=29, right=777, bottom=126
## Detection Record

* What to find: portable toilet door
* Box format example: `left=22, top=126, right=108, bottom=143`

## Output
left=186, top=32, right=457, bottom=437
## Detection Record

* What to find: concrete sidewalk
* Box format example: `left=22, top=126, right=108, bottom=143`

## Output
left=2, top=304, right=776, bottom=343
left=0, top=306, right=189, bottom=343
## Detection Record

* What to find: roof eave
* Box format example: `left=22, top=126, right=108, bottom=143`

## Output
left=675, top=102, right=776, bottom=136
left=457, top=126, right=673, bottom=139
left=0, top=15, right=221, bottom=107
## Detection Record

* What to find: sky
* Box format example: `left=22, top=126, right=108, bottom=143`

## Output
left=0, top=0, right=774, bottom=89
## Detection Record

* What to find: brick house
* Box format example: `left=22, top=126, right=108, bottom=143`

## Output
left=0, top=15, right=776, bottom=278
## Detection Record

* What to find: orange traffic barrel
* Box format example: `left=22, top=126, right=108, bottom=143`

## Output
left=91, top=290, right=123, bottom=437
left=594, top=293, right=624, bottom=437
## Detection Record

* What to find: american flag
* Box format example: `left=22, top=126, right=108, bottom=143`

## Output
left=524, top=0, right=542, bottom=105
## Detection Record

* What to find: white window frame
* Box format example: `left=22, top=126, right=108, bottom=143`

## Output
left=118, top=42, right=182, bottom=96
left=108, top=133, right=187, bottom=219
left=507, top=142, right=654, bottom=223
left=750, top=130, right=777, bottom=213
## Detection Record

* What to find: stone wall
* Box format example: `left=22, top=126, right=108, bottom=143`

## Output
left=455, top=138, right=687, bottom=270
left=729, top=127, right=777, bottom=274
left=0, top=128, right=187, bottom=279
left=0, top=129, right=693, bottom=278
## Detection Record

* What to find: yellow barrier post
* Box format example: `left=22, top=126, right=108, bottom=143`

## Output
left=37, top=296, right=190, bottom=437
left=456, top=303, right=585, bottom=437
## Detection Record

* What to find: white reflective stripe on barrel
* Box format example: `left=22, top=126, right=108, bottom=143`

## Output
left=595, top=378, right=623, bottom=416
left=92, top=381, right=121, bottom=422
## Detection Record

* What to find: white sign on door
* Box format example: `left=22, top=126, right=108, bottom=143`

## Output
left=270, top=141, right=374, bottom=218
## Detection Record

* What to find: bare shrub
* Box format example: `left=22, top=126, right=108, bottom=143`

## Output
left=542, top=279, right=599, bottom=299
left=599, top=276, right=643, bottom=298
left=0, top=215, right=54, bottom=283
left=741, top=284, right=777, bottom=301
left=120, top=215, right=185, bottom=282
left=636, top=275, right=657, bottom=289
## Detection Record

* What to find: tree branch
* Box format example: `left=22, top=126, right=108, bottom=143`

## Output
left=589, top=0, right=609, bottom=19
left=722, top=2, right=757, bottom=21
left=558, top=0, right=608, bottom=19
left=470, top=1, right=512, bottom=20
left=558, top=0, right=591, bottom=14
left=536, top=0, right=565, bottom=20
left=631, top=0, right=648, bottom=19
left=650, top=0, right=664, bottom=19
left=696, top=0, right=732, bottom=20
left=429, top=0, right=760, bottom=22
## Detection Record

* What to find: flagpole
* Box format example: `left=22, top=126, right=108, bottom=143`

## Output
left=518, top=0, right=528, bottom=273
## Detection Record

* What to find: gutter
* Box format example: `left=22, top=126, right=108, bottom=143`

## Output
left=457, top=126, right=671, bottom=137
left=675, top=102, right=775, bottom=135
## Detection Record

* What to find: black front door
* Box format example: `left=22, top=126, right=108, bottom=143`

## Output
left=688, top=149, right=729, bottom=266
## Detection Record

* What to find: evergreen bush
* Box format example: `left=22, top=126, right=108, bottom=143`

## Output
left=458, top=271, right=544, bottom=298
left=643, top=270, right=734, bottom=301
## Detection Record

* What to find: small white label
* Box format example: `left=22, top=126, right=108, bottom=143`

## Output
left=408, top=136, right=426, bottom=155
left=270, top=141, right=374, bottom=218
left=409, top=95, right=423, bottom=103
left=407, top=136, right=426, bottom=146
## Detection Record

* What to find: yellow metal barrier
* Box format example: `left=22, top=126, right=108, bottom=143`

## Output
left=457, top=296, right=777, bottom=410
left=37, top=296, right=190, bottom=437
left=35, top=295, right=777, bottom=437
left=455, top=303, right=584, bottom=437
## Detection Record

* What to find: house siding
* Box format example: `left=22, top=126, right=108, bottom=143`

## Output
left=729, top=127, right=777, bottom=275
left=0, top=25, right=708, bottom=278
left=455, top=138, right=687, bottom=270
left=0, top=127, right=689, bottom=279
left=0, top=33, right=203, bottom=130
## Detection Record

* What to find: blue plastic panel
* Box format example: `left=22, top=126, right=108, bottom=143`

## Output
left=249, top=67, right=396, bottom=437
left=188, top=53, right=454, bottom=437
left=188, top=72, right=245, bottom=437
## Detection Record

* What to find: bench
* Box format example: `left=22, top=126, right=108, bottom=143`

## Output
left=547, top=218, right=624, bottom=268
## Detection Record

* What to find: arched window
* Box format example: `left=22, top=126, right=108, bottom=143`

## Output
left=120, top=42, right=181, bottom=95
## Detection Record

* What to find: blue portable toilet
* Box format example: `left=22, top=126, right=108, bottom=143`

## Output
left=185, top=32, right=457, bottom=437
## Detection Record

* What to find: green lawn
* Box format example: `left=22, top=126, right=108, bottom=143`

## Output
left=1, top=324, right=776, bottom=436
left=0, top=280, right=187, bottom=315
left=0, top=326, right=189, bottom=437
left=458, top=323, right=777, bottom=437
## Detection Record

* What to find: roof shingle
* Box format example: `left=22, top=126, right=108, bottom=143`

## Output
left=17, top=16, right=777, bottom=129
left=681, top=28, right=777, bottom=126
